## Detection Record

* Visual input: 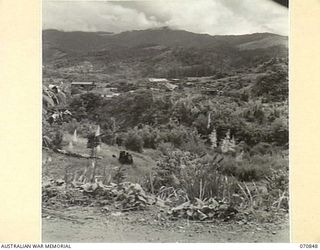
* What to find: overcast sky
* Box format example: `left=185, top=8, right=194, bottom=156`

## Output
left=42, top=0, right=288, bottom=36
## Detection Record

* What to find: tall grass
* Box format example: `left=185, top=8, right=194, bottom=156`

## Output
left=148, top=149, right=288, bottom=211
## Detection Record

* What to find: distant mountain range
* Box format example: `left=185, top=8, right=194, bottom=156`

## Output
left=43, top=27, right=288, bottom=78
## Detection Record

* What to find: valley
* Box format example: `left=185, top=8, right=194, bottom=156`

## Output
left=42, top=27, right=289, bottom=242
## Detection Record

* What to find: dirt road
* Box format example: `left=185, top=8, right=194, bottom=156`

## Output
left=42, top=207, right=289, bottom=243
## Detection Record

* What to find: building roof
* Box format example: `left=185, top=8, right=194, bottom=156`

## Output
left=71, top=81, right=95, bottom=85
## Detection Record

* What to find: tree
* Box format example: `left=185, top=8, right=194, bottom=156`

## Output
left=69, top=93, right=103, bottom=121
left=124, top=130, right=144, bottom=153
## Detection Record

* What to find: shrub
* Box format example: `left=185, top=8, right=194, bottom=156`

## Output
left=115, top=132, right=126, bottom=147
left=166, top=129, right=186, bottom=147
left=179, top=153, right=239, bottom=201
left=157, top=142, right=175, bottom=156
left=101, top=129, right=116, bottom=145
left=221, top=154, right=274, bottom=182
left=221, top=157, right=238, bottom=176
left=236, top=165, right=265, bottom=182
left=151, top=151, right=238, bottom=201
left=193, top=113, right=210, bottom=135
left=172, top=97, right=197, bottom=126
left=137, top=125, right=159, bottom=149
left=42, top=124, right=64, bottom=149
left=181, top=130, right=208, bottom=155
left=69, top=93, right=103, bottom=121
left=223, top=163, right=266, bottom=182
left=51, top=130, right=64, bottom=149
left=250, top=142, right=274, bottom=156
left=151, top=150, right=192, bottom=191
left=158, top=126, right=188, bottom=148
left=251, top=71, right=288, bottom=102
left=62, top=118, right=79, bottom=134
left=113, top=166, right=126, bottom=184
left=124, top=130, right=144, bottom=153
left=62, top=119, right=97, bottom=138
left=269, top=168, right=288, bottom=192
left=242, top=102, right=266, bottom=124
left=270, top=118, right=288, bottom=146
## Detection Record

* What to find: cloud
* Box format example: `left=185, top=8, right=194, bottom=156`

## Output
left=42, top=1, right=162, bottom=32
left=42, top=0, right=288, bottom=35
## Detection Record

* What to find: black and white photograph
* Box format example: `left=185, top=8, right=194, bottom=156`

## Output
left=42, top=0, right=289, bottom=242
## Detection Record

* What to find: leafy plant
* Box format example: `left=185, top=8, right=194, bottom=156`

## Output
left=113, top=166, right=126, bottom=184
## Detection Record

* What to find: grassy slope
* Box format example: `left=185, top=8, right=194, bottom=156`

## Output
left=42, top=134, right=159, bottom=184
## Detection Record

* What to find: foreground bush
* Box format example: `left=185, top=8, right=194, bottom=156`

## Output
left=149, top=150, right=288, bottom=212
left=151, top=151, right=237, bottom=201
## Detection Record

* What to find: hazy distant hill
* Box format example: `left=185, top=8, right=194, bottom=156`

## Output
left=43, top=27, right=288, bottom=77
left=43, top=27, right=287, bottom=51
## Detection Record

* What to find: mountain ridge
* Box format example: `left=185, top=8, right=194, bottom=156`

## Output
left=43, top=28, right=287, bottom=53
left=43, top=28, right=288, bottom=78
